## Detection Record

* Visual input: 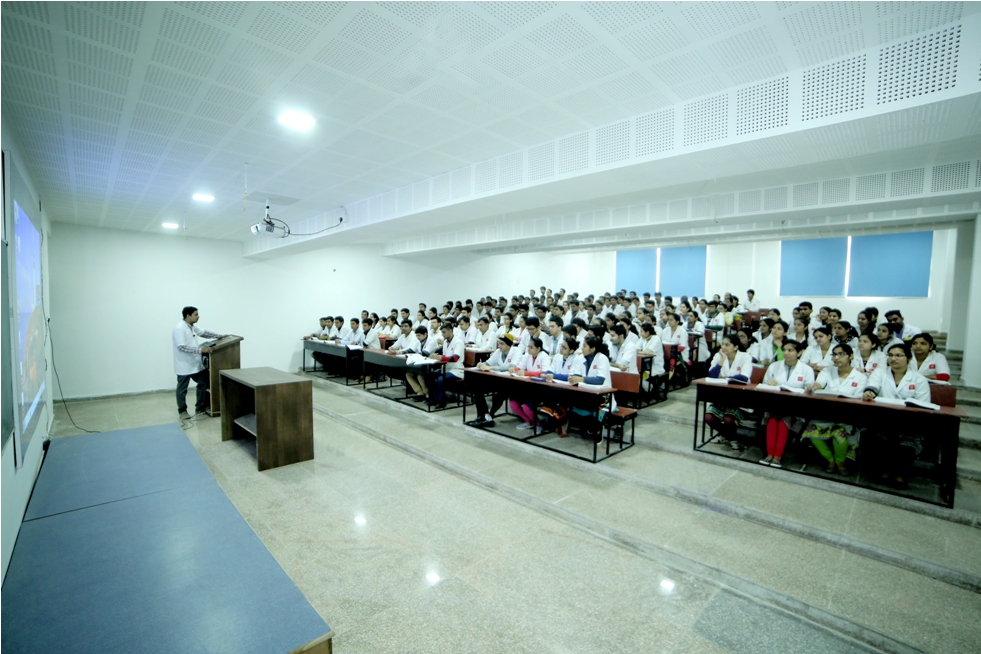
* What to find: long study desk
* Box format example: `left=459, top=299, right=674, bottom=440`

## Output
left=463, top=368, right=631, bottom=463
left=692, top=379, right=966, bottom=507
left=303, top=339, right=363, bottom=385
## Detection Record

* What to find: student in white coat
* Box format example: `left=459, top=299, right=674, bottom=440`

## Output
left=388, top=320, right=419, bottom=354
left=509, top=337, right=551, bottom=432
left=547, top=337, right=584, bottom=379
left=552, top=337, right=614, bottom=443
left=744, top=289, right=760, bottom=312
left=684, top=312, right=710, bottom=364
left=802, top=343, right=868, bottom=475
left=660, top=312, right=688, bottom=381
left=801, top=326, right=835, bottom=373
left=332, top=316, right=351, bottom=342
left=737, top=328, right=761, bottom=363
left=466, top=333, right=523, bottom=427
left=609, top=324, right=639, bottom=374
left=875, top=323, right=903, bottom=351
left=427, top=322, right=465, bottom=408
left=459, top=316, right=478, bottom=345
left=863, top=342, right=932, bottom=488
left=474, top=316, right=498, bottom=352
left=359, top=318, right=381, bottom=349
left=908, top=333, right=951, bottom=381
left=854, top=332, right=887, bottom=374
left=759, top=340, right=815, bottom=467
left=703, top=335, right=755, bottom=449
left=884, top=310, right=921, bottom=342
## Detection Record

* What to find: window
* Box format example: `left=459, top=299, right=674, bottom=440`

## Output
left=659, top=246, right=707, bottom=298
left=848, top=231, right=932, bottom=297
left=779, top=237, right=847, bottom=296
left=615, top=249, right=656, bottom=295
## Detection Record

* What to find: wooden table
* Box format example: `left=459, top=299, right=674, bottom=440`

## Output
left=303, top=339, right=363, bottom=385
left=692, top=379, right=966, bottom=507
left=463, top=368, right=628, bottom=463
left=220, top=367, right=314, bottom=471
left=204, top=335, right=243, bottom=416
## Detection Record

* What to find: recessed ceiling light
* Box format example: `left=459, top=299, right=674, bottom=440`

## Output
left=425, top=573, right=440, bottom=584
left=354, top=516, right=366, bottom=525
left=162, top=222, right=179, bottom=229
left=192, top=193, right=214, bottom=202
left=278, top=110, right=315, bottom=131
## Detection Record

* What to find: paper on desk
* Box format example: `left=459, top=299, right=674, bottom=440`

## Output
left=905, top=398, right=940, bottom=410
left=873, top=397, right=906, bottom=407
left=755, top=384, right=780, bottom=392
left=927, top=379, right=950, bottom=385
left=346, top=344, right=363, bottom=350
left=779, top=385, right=806, bottom=394
left=405, top=353, right=435, bottom=365
left=551, top=379, right=572, bottom=386
left=703, top=378, right=729, bottom=385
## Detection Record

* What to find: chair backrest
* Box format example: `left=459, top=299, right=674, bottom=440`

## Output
left=732, top=317, right=742, bottom=331
left=663, top=344, right=672, bottom=360
left=750, top=366, right=766, bottom=384
left=929, top=384, right=957, bottom=407
left=464, top=349, right=478, bottom=367
left=611, top=370, right=640, bottom=393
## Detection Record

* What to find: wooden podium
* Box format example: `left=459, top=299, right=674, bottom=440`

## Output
left=219, top=367, right=314, bottom=472
left=206, top=335, right=243, bottom=416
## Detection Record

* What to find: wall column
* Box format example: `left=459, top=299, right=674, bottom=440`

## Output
left=947, top=221, right=975, bottom=353
left=959, top=217, right=981, bottom=387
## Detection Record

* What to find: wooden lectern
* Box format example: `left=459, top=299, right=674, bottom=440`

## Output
left=206, top=335, right=243, bottom=416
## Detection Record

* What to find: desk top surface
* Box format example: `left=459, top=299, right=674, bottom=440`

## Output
left=466, top=368, right=612, bottom=395
left=222, top=366, right=309, bottom=387
left=694, top=379, right=967, bottom=418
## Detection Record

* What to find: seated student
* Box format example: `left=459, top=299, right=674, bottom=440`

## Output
left=744, top=289, right=759, bottom=312
left=703, top=301, right=726, bottom=333
left=856, top=309, right=876, bottom=336
left=855, top=332, right=886, bottom=374
left=413, top=310, right=428, bottom=330
left=609, top=324, right=639, bottom=374
left=426, top=322, right=465, bottom=408
left=332, top=316, right=350, bottom=342
left=544, top=316, right=565, bottom=357
left=791, top=316, right=813, bottom=349
left=496, top=312, right=515, bottom=339
left=400, top=307, right=412, bottom=324
left=552, top=337, right=614, bottom=443
left=404, top=326, right=437, bottom=398
left=685, top=312, right=710, bottom=363
left=305, top=317, right=332, bottom=341
left=736, top=327, right=761, bottom=363
left=909, top=333, right=950, bottom=380
left=885, top=310, right=920, bottom=342
left=382, top=315, right=400, bottom=338
left=509, top=337, right=551, bottom=431
left=862, top=343, right=932, bottom=488
left=523, top=316, right=552, bottom=354
left=466, top=334, right=522, bottom=427
left=753, top=317, right=771, bottom=344
left=458, top=315, right=478, bottom=345
left=341, top=318, right=361, bottom=345
left=618, top=316, right=641, bottom=345
left=359, top=318, right=381, bottom=349
left=637, top=323, right=666, bottom=394
left=758, top=319, right=789, bottom=367
left=803, top=344, right=867, bottom=474
left=801, top=326, right=834, bottom=373
left=428, top=316, right=443, bottom=344
left=660, top=312, right=688, bottom=381
left=572, top=317, right=589, bottom=346
left=759, top=340, right=815, bottom=467
left=875, top=322, right=903, bottom=351
left=388, top=320, right=419, bottom=353
left=833, top=320, right=859, bottom=351
left=703, top=335, right=755, bottom=449
left=473, top=316, right=498, bottom=351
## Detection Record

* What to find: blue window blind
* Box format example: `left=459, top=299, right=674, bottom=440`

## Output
left=780, top=237, right=847, bottom=296
left=659, top=246, right=706, bottom=298
left=848, top=231, right=932, bottom=297
left=615, top=249, right=656, bottom=295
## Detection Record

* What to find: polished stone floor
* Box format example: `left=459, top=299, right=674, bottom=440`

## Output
left=48, top=381, right=981, bottom=654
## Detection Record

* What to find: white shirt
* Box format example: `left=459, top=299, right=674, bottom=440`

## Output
left=391, top=332, right=419, bottom=353
left=762, top=360, right=814, bottom=389
left=661, top=325, right=687, bottom=349
left=638, top=335, right=665, bottom=376
left=710, top=351, right=754, bottom=380
left=867, top=368, right=930, bottom=402
left=517, top=351, right=550, bottom=375
left=360, top=329, right=381, bottom=349
left=581, top=352, right=612, bottom=388
left=686, top=321, right=710, bottom=362
left=439, top=335, right=466, bottom=378
left=474, top=327, right=498, bottom=352
left=484, top=346, right=521, bottom=371
left=855, top=349, right=887, bottom=375
left=610, top=340, right=639, bottom=374
left=801, top=344, right=834, bottom=369
left=897, top=323, right=921, bottom=341
left=909, top=351, right=950, bottom=379
left=814, top=367, right=867, bottom=398
left=172, top=321, right=220, bottom=376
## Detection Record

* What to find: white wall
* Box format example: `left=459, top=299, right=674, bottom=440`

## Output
left=2, top=125, right=54, bottom=580
left=48, top=223, right=614, bottom=399
left=705, top=230, right=955, bottom=332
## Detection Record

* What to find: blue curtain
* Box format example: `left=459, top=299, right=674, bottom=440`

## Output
left=780, top=237, right=847, bottom=296
left=848, top=232, right=932, bottom=297
left=659, top=246, right=707, bottom=298
left=615, top=249, right=656, bottom=295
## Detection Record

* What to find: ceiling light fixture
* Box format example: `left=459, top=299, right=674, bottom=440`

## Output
left=278, top=110, right=315, bottom=131
left=192, top=193, right=214, bottom=202
left=162, top=222, right=179, bottom=229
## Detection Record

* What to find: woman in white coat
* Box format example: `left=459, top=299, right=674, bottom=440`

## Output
left=854, top=332, right=886, bottom=374
left=557, top=337, right=614, bottom=443
left=801, top=326, right=835, bottom=373
left=509, top=337, right=551, bottom=431
left=660, top=312, right=688, bottom=381
left=863, top=342, right=933, bottom=488
left=802, top=343, right=868, bottom=475
left=908, top=333, right=951, bottom=381
left=703, top=334, right=755, bottom=449
left=759, top=340, right=814, bottom=467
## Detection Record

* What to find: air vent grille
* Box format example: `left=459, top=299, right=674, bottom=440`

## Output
left=557, top=132, right=589, bottom=174
left=802, top=55, right=865, bottom=120
left=890, top=168, right=924, bottom=196
left=636, top=108, right=674, bottom=156
left=683, top=94, right=727, bottom=146
left=822, top=178, right=851, bottom=203
left=499, top=152, right=524, bottom=187
left=856, top=173, right=887, bottom=200
left=931, top=161, right=970, bottom=192
left=595, top=120, right=630, bottom=166
left=736, top=77, right=788, bottom=135
left=793, top=182, right=819, bottom=207
left=475, top=159, right=498, bottom=193
left=877, top=25, right=960, bottom=104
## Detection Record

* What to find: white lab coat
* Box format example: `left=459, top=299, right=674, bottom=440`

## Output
left=909, top=351, right=950, bottom=379
left=814, top=367, right=867, bottom=398
left=866, top=368, right=930, bottom=402
left=801, top=344, right=834, bottom=369
left=638, top=334, right=666, bottom=376
left=517, top=351, right=550, bottom=375
left=762, top=360, right=814, bottom=389
left=474, top=328, right=498, bottom=351
left=661, top=325, right=688, bottom=350
left=581, top=352, right=612, bottom=388
left=855, top=349, right=887, bottom=375
left=484, top=346, right=521, bottom=371
left=438, top=336, right=466, bottom=378
left=610, top=340, right=639, bottom=374
left=709, top=351, right=754, bottom=380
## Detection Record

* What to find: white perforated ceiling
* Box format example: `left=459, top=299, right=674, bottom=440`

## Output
left=1, top=1, right=978, bottom=245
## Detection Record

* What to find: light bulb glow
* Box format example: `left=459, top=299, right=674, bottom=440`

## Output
left=192, top=193, right=214, bottom=202
left=162, top=222, right=179, bottom=229
left=426, top=573, right=440, bottom=584
left=278, top=110, right=315, bottom=131
left=354, top=516, right=366, bottom=526
left=660, top=579, right=675, bottom=592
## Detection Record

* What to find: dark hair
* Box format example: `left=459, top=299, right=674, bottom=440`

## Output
left=400, top=319, right=413, bottom=327
left=182, top=306, right=197, bottom=318
left=828, top=308, right=841, bottom=318
left=782, top=339, right=806, bottom=354
left=561, top=324, right=577, bottom=339
left=528, top=337, right=543, bottom=352
left=887, top=342, right=911, bottom=359
left=525, top=316, right=541, bottom=328
left=362, top=318, right=373, bottom=327
left=813, top=326, right=832, bottom=338
left=761, top=318, right=774, bottom=330
left=414, top=326, right=429, bottom=336
left=832, top=343, right=854, bottom=357
left=640, top=322, right=656, bottom=336
left=911, top=332, right=936, bottom=350
left=773, top=319, right=789, bottom=333
left=588, top=323, right=607, bottom=339
left=836, top=320, right=858, bottom=341
left=440, top=321, right=454, bottom=332
left=401, top=307, right=410, bottom=313
left=721, top=334, right=738, bottom=349
left=794, top=315, right=811, bottom=328
left=799, top=301, right=813, bottom=310
left=572, top=318, right=588, bottom=330
left=562, top=337, right=578, bottom=352
left=747, top=288, right=755, bottom=294
left=459, top=315, right=470, bottom=325
left=583, top=336, right=609, bottom=358
left=351, top=317, right=360, bottom=324
left=548, top=315, right=564, bottom=328
left=885, top=310, right=902, bottom=319
left=863, top=306, right=879, bottom=323
left=321, top=316, right=332, bottom=321
left=612, top=324, right=628, bottom=338
left=860, top=332, right=881, bottom=350
left=769, top=307, right=780, bottom=317
left=335, top=315, right=344, bottom=322
left=477, top=316, right=490, bottom=325
left=735, top=328, right=753, bottom=351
